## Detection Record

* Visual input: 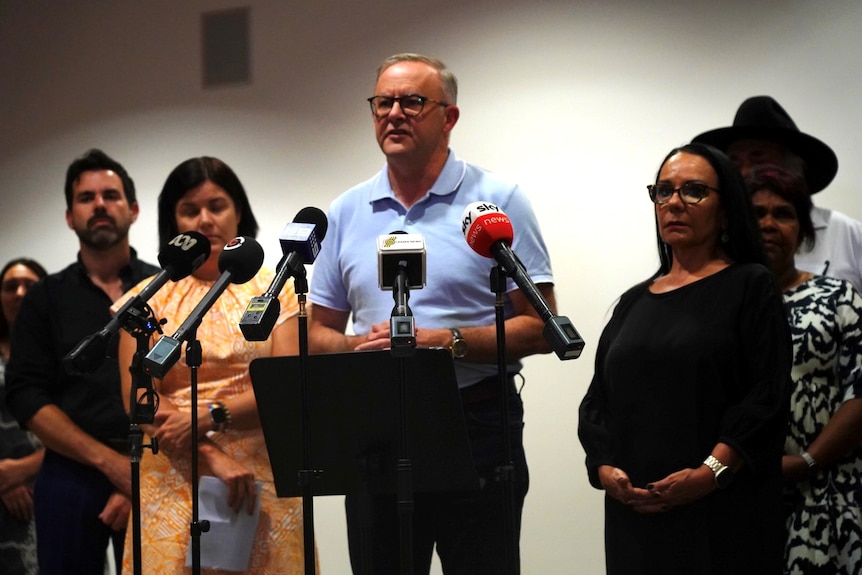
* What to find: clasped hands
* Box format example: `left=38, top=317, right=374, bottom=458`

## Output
left=598, top=464, right=715, bottom=513
left=0, top=458, right=34, bottom=521
left=354, top=320, right=413, bottom=351
left=150, top=407, right=257, bottom=515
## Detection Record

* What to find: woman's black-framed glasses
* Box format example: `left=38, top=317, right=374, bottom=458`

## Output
left=367, top=94, right=448, bottom=118
left=647, top=182, right=718, bottom=205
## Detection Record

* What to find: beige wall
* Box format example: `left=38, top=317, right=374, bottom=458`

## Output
left=3, top=1, right=861, bottom=572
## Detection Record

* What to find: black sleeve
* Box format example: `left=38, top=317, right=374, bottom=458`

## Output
left=717, top=266, right=792, bottom=474
left=5, top=279, right=60, bottom=428
left=577, top=281, right=648, bottom=489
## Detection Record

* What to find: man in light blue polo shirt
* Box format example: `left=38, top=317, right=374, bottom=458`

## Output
left=308, top=53, right=557, bottom=575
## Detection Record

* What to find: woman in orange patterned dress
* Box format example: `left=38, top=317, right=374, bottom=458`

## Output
left=116, top=157, right=316, bottom=574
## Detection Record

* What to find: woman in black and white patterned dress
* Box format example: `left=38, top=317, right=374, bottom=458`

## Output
left=748, top=168, right=862, bottom=575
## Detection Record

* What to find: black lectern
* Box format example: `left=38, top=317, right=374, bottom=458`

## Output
left=249, top=348, right=479, bottom=497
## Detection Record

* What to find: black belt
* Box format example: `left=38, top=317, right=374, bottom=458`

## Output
left=460, top=374, right=517, bottom=405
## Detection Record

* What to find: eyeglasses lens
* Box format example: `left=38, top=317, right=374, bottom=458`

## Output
left=649, top=183, right=710, bottom=204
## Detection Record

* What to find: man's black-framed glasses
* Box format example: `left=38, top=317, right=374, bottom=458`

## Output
left=647, top=182, right=718, bottom=205
left=367, top=94, right=448, bottom=117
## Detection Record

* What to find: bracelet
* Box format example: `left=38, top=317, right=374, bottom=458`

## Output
left=799, top=450, right=818, bottom=469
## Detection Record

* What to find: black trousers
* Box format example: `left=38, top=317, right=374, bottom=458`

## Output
left=33, top=449, right=125, bottom=575
left=346, top=377, right=529, bottom=575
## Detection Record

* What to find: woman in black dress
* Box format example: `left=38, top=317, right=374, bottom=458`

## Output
left=578, top=143, right=791, bottom=575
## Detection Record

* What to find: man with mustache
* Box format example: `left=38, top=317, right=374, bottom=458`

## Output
left=6, top=149, right=158, bottom=575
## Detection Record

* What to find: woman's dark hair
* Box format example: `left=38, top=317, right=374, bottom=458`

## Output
left=64, top=148, right=136, bottom=209
left=1, top=257, right=48, bottom=340
left=156, top=157, right=259, bottom=247
left=652, top=143, right=766, bottom=275
left=744, top=167, right=815, bottom=252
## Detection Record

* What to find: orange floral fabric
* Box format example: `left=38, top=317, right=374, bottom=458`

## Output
left=117, top=271, right=316, bottom=574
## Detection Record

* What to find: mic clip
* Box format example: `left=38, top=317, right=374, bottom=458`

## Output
left=63, top=298, right=165, bottom=375
left=389, top=315, right=416, bottom=357
left=389, top=264, right=416, bottom=357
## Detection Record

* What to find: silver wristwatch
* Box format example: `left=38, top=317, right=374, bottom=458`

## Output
left=703, top=455, right=734, bottom=489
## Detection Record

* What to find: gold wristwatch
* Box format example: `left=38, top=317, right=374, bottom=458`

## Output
left=449, top=328, right=467, bottom=359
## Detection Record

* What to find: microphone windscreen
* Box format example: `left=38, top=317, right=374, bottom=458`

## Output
left=158, top=231, right=211, bottom=281
left=293, top=206, right=328, bottom=242
left=217, top=236, right=264, bottom=284
left=461, top=202, right=514, bottom=258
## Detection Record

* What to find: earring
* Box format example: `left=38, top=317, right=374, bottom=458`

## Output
left=721, top=228, right=729, bottom=244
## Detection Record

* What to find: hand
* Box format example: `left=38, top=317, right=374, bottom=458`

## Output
left=1, top=485, right=34, bottom=521
left=597, top=465, right=657, bottom=509
left=201, top=445, right=257, bottom=515
left=98, top=492, right=131, bottom=531
left=100, top=449, right=132, bottom=498
left=635, top=466, right=715, bottom=513
left=152, top=408, right=197, bottom=455
left=0, top=458, right=29, bottom=493
left=354, top=321, right=394, bottom=351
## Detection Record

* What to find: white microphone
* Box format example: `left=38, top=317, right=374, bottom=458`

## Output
left=143, top=236, right=265, bottom=378
left=377, top=231, right=425, bottom=355
left=461, top=202, right=584, bottom=360
left=239, top=207, right=328, bottom=341
left=377, top=232, right=426, bottom=291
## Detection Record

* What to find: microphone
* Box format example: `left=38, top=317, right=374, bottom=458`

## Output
left=377, top=232, right=426, bottom=290
left=63, top=231, right=211, bottom=374
left=143, top=236, right=264, bottom=378
left=461, top=202, right=585, bottom=360
left=377, top=231, right=426, bottom=356
left=239, top=207, right=328, bottom=341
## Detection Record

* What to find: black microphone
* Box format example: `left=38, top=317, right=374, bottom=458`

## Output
left=461, top=202, right=585, bottom=360
left=239, top=207, right=328, bottom=341
left=63, top=231, right=211, bottom=374
left=143, top=236, right=264, bottom=378
left=377, top=231, right=426, bottom=356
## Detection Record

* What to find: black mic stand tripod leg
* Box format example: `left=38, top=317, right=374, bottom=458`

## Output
left=124, top=306, right=163, bottom=575
left=396, top=355, right=414, bottom=575
left=294, top=269, right=319, bottom=575
left=390, top=266, right=415, bottom=575
left=490, top=265, right=518, bottom=575
left=184, top=330, right=209, bottom=575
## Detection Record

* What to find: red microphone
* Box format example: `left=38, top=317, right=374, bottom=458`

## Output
left=461, top=202, right=514, bottom=258
left=460, top=201, right=585, bottom=360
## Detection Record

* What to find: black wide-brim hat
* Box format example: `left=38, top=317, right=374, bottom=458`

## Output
left=692, top=95, right=838, bottom=193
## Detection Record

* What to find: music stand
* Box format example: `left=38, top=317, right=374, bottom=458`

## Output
left=249, top=348, right=479, bottom=497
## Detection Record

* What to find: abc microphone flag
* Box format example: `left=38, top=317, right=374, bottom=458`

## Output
left=63, top=230, right=210, bottom=374
left=144, top=236, right=264, bottom=378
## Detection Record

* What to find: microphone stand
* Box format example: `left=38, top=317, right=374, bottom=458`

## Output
left=293, top=264, right=319, bottom=575
left=490, top=265, right=518, bottom=575
left=390, top=266, right=415, bottom=575
left=123, top=303, right=163, bottom=575
left=185, top=328, right=209, bottom=575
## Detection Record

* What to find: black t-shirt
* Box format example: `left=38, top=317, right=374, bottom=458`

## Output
left=5, top=250, right=159, bottom=440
